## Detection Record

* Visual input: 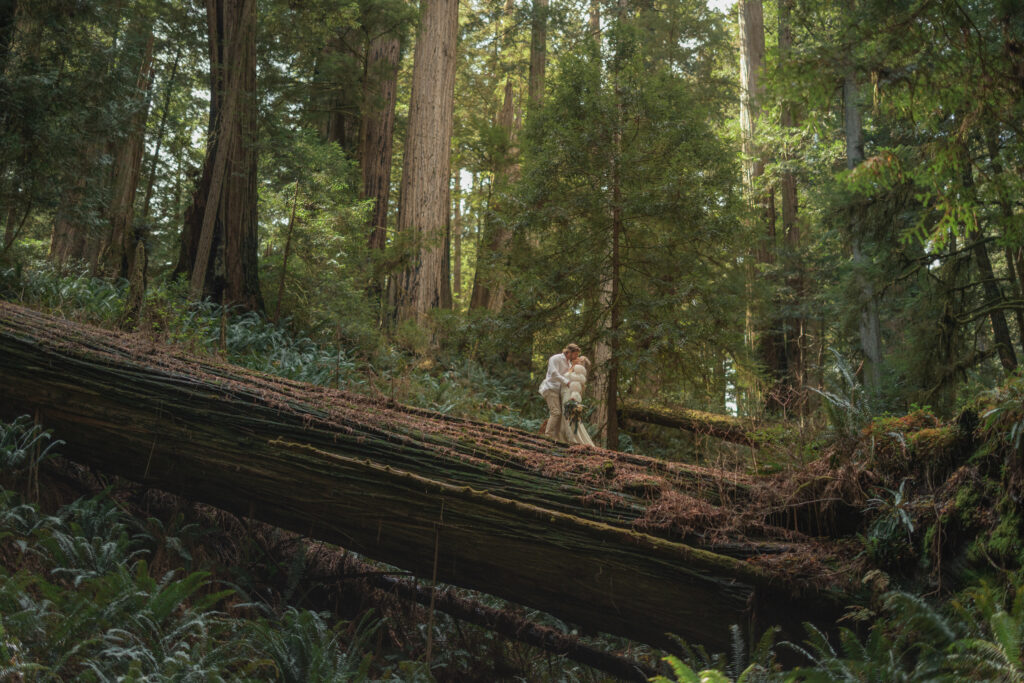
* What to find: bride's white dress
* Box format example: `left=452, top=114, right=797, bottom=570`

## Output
left=559, top=365, right=596, bottom=447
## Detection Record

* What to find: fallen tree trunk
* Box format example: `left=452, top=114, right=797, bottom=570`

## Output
left=619, top=403, right=766, bottom=446
left=45, top=458, right=657, bottom=681
left=0, top=302, right=844, bottom=652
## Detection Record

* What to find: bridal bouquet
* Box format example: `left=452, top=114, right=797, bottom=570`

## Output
left=563, top=399, right=585, bottom=435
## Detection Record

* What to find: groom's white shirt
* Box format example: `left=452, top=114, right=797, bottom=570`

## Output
left=538, top=353, right=572, bottom=395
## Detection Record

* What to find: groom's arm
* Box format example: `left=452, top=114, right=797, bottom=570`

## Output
left=547, top=355, right=572, bottom=386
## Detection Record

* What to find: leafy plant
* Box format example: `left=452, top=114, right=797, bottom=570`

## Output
left=809, top=349, right=874, bottom=441
left=862, top=478, right=919, bottom=569
left=248, top=607, right=376, bottom=682
left=0, top=415, right=62, bottom=474
left=0, top=263, right=125, bottom=325
left=946, top=582, right=1024, bottom=682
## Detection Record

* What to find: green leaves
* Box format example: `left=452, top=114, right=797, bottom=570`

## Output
left=0, top=433, right=380, bottom=681
left=650, top=655, right=729, bottom=683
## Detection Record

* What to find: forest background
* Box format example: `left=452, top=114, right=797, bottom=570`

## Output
left=4, top=0, right=1022, bottom=440
left=1, top=0, right=1024, bottom=679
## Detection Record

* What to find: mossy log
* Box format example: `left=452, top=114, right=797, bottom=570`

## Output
left=0, top=303, right=843, bottom=652
left=619, top=403, right=763, bottom=446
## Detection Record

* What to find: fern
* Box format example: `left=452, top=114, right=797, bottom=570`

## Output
left=809, top=349, right=875, bottom=440
left=0, top=415, right=62, bottom=474
left=248, top=607, right=378, bottom=683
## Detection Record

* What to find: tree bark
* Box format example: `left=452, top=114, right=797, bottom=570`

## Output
left=50, top=155, right=104, bottom=270
left=319, top=32, right=362, bottom=158
left=972, top=236, right=1017, bottom=373
left=387, top=0, right=458, bottom=325
left=362, top=34, right=401, bottom=252
left=452, top=172, right=462, bottom=303
left=740, top=0, right=788, bottom=410
left=738, top=0, right=765, bottom=198
left=778, top=0, right=805, bottom=409
left=104, top=29, right=155, bottom=280
left=843, top=71, right=883, bottom=395
left=175, top=0, right=263, bottom=311
left=984, top=129, right=1024, bottom=356
left=528, top=0, right=547, bottom=108
left=0, top=302, right=848, bottom=654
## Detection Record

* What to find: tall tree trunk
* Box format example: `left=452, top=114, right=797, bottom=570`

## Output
left=50, top=150, right=104, bottom=270
left=386, top=0, right=458, bottom=325
left=984, top=128, right=1024, bottom=355
left=528, top=0, right=547, bottom=108
left=593, top=0, right=626, bottom=449
left=362, top=34, right=401, bottom=252
left=778, top=0, right=804, bottom=411
left=319, top=33, right=362, bottom=157
left=104, top=29, right=155, bottom=280
left=973, top=236, right=1018, bottom=373
left=1006, top=246, right=1024, bottom=353
left=603, top=164, right=622, bottom=451
left=738, top=0, right=765, bottom=200
left=469, top=79, right=516, bottom=313
left=739, top=0, right=786, bottom=411
left=843, top=71, right=883, bottom=395
left=452, top=172, right=462, bottom=303
left=960, top=147, right=1017, bottom=373
left=175, top=0, right=263, bottom=311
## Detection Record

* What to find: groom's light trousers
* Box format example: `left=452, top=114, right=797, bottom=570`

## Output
left=543, top=389, right=563, bottom=441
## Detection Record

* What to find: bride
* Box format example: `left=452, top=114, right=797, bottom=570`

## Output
left=559, top=356, right=596, bottom=447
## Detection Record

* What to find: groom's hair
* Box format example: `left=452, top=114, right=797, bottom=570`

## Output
left=563, top=343, right=581, bottom=354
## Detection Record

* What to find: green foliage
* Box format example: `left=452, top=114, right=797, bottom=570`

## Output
left=493, top=0, right=746, bottom=409
left=0, top=0, right=148, bottom=253
left=0, top=428, right=390, bottom=680
left=979, top=374, right=1024, bottom=461
left=0, top=263, right=125, bottom=326
left=946, top=583, right=1024, bottom=681
left=810, top=350, right=874, bottom=442
left=781, top=584, right=1024, bottom=682
left=249, top=608, right=376, bottom=683
left=862, top=480, right=918, bottom=571
left=0, top=416, right=62, bottom=475
left=657, top=626, right=777, bottom=683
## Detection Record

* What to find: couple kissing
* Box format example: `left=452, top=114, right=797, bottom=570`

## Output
left=538, top=343, right=595, bottom=447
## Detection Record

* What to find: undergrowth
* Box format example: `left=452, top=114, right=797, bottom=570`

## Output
left=0, top=419, right=401, bottom=681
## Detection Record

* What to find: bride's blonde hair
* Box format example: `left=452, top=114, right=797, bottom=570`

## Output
left=576, top=356, right=591, bottom=372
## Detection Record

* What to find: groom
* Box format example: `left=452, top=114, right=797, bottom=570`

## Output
left=538, top=343, right=581, bottom=441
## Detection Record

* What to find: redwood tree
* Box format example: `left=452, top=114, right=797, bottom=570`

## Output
left=362, top=34, right=401, bottom=253
left=387, top=0, right=458, bottom=324
left=175, top=0, right=263, bottom=311
left=103, top=27, right=155, bottom=280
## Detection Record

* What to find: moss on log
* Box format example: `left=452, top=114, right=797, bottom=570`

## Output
left=619, top=403, right=765, bottom=446
left=0, top=302, right=845, bottom=652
